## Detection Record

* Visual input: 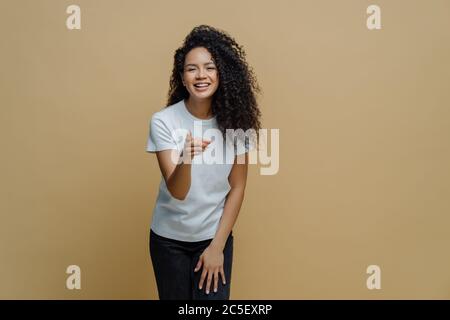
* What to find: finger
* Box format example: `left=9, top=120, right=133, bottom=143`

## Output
left=191, top=140, right=204, bottom=147
left=184, top=140, right=192, bottom=150
left=185, top=131, right=192, bottom=143
left=205, top=272, right=213, bottom=294
left=194, top=258, right=202, bottom=272
left=190, top=146, right=203, bottom=152
left=214, top=270, right=219, bottom=293
left=199, top=269, right=207, bottom=290
left=220, top=266, right=226, bottom=285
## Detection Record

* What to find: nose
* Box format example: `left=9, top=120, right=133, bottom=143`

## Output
left=196, top=68, right=207, bottom=79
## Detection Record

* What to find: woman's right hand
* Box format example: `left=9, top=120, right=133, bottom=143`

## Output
left=182, top=131, right=211, bottom=163
left=155, top=131, right=211, bottom=200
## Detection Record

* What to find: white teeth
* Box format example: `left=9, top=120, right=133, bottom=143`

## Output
left=194, top=83, right=209, bottom=87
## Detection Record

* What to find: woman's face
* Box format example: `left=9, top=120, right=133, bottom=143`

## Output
left=181, top=47, right=219, bottom=100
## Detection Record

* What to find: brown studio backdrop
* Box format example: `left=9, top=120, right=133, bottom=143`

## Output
left=1, top=0, right=449, bottom=299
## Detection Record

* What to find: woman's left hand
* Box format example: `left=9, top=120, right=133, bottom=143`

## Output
left=194, top=244, right=226, bottom=294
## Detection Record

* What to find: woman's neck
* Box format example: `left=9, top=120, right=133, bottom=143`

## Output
left=185, top=97, right=213, bottom=120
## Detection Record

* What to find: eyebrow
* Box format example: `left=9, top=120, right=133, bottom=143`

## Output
left=184, top=62, right=215, bottom=67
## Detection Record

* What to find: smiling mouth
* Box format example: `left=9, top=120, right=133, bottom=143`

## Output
left=194, top=83, right=210, bottom=88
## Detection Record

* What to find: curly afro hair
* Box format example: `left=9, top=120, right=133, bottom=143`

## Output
left=167, top=25, right=261, bottom=141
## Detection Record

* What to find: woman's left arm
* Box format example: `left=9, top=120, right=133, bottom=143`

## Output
left=195, top=153, right=248, bottom=294
left=212, top=152, right=248, bottom=249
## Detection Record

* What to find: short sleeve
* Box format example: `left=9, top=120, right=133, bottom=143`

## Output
left=146, top=114, right=178, bottom=153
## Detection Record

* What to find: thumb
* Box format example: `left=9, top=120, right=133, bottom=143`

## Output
left=185, top=131, right=192, bottom=145
left=194, top=257, right=203, bottom=272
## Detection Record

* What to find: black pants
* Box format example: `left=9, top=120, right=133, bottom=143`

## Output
left=149, top=228, right=233, bottom=300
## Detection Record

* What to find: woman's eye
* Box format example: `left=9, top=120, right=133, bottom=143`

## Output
left=207, top=67, right=216, bottom=70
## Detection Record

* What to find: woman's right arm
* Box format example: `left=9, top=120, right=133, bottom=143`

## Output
left=155, top=132, right=210, bottom=200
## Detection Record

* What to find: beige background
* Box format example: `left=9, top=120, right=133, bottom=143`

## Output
left=1, top=0, right=449, bottom=299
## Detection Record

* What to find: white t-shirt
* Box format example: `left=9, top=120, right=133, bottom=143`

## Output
left=146, top=98, right=250, bottom=242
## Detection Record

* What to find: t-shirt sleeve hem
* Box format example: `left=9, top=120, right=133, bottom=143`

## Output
left=146, top=144, right=179, bottom=153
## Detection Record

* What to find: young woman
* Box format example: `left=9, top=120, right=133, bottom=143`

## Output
left=146, top=25, right=261, bottom=300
